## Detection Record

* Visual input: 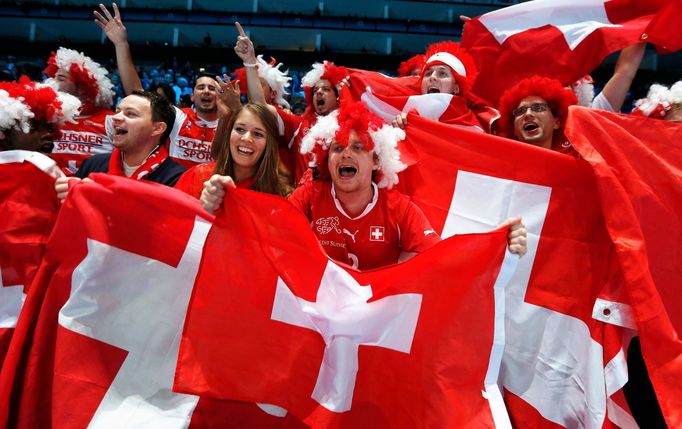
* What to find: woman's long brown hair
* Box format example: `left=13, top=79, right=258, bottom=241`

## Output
left=213, top=103, right=291, bottom=197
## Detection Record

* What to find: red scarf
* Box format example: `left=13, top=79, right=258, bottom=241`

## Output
left=108, top=145, right=169, bottom=180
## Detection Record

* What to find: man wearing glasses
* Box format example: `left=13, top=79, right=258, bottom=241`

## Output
left=497, top=76, right=579, bottom=154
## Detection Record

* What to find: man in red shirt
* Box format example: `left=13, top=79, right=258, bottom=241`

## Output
left=43, top=47, right=116, bottom=174
left=202, top=100, right=527, bottom=270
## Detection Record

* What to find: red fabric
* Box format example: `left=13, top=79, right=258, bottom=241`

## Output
left=565, top=107, right=682, bottom=427
left=0, top=154, right=60, bottom=377
left=0, top=175, right=306, bottom=428
left=347, top=68, right=497, bottom=132
left=108, top=144, right=169, bottom=180
left=288, top=180, right=440, bottom=270
left=168, top=107, right=218, bottom=168
left=175, top=186, right=508, bottom=427
left=461, top=0, right=674, bottom=105
left=52, top=109, right=114, bottom=175
left=394, top=113, right=635, bottom=427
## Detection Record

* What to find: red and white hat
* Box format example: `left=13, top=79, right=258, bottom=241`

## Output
left=0, top=76, right=80, bottom=139
left=300, top=98, right=407, bottom=189
left=421, top=41, right=477, bottom=97
left=301, top=61, right=349, bottom=105
left=632, top=81, right=682, bottom=118
left=43, top=47, right=114, bottom=112
left=233, top=55, right=292, bottom=108
left=570, top=75, right=595, bottom=107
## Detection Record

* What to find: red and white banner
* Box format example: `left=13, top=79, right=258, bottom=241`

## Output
left=0, top=151, right=61, bottom=372
left=566, top=107, right=682, bottom=427
left=395, top=112, right=638, bottom=427
left=461, top=0, right=681, bottom=105
left=0, top=175, right=309, bottom=429
left=347, top=69, right=498, bottom=132
left=175, top=187, right=516, bottom=427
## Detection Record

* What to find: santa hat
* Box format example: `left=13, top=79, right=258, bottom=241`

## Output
left=43, top=47, right=114, bottom=111
left=0, top=76, right=81, bottom=139
left=301, top=61, right=349, bottom=106
left=300, top=98, right=407, bottom=189
left=397, top=54, right=425, bottom=78
left=233, top=55, right=292, bottom=108
left=497, top=75, right=577, bottom=142
left=571, top=75, right=595, bottom=107
left=632, top=81, right=682, bottom=118
left=421, top=41, right=477, bottom=97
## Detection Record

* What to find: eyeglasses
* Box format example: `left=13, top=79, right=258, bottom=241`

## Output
left=512, top=103, right=550, bottom=118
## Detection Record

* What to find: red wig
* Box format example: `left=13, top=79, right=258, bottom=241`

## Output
left=497, top=75, right=578, bottom=141
left=398, top=54, right=425, bottom=77
left=421, top=41, right=477, bottom=97
left=1, top=77, right=63, bottom=124
left=334, top=99, right=384, bottom=152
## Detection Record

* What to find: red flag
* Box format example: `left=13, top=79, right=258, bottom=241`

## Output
left=175, top=187, right=515, bottom=427
left=0, top=151, right=61, bottom=371
left=566, top=107, right=682, bottom=427
left=461, top=0, right=676, bottom=105
left=394, top=114, right=637, bottom=427
left=347, top=68, right=498, bottom=132
left=0, top=174, right=304, bottom=429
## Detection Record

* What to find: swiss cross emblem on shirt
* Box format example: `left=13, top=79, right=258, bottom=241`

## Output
left=369, top=226, right=385, bottom=242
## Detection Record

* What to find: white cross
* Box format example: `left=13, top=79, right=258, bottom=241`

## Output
left=370, top=227, right=384, bottom=241
left=57, top=216, right=210, bottom=429
left=479, top=0, right=620, bottom=50
left=443, top=170, right=626, bottom=427
left=0, top=267, right=25, bottom=329
left=271, top=260, right=422, bottom=412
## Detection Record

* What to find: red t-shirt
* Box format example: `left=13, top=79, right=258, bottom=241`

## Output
left=288, top=180, right=441, bottom=270
left=51, top=108, right=114, bottom=175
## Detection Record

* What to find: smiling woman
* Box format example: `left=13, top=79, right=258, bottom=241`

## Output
left=186, top=103, right=291, bottom=208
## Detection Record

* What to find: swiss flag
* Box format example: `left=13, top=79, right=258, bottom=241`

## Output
left=566, top=107, right=682, bottom=427
left=0, top=151, right=61, bottom=372
left=395, top=113, right=638, bottom=427
left=175, top=187, right=515, bottom=427
left=461, top=0, right=680, bottom=105
left=0, top=175, right=307, bottom=429
left=347, top=68, right=498, bottom=132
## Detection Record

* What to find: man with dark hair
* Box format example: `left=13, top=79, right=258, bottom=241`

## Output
left=54, top=91, right=185, bottom=201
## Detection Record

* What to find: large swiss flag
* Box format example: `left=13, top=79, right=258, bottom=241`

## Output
left=0, top=175, right=307, bottom=429
left=461, top=0, right=681, bottom=105
left=566, top=108, right=682, bottom=427
left=395, top=112, right=638, bottom=427
left=175, top=187, right=515, bottom=427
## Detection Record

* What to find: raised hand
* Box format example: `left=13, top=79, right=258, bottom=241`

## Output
left=215, top=74, right=242, bottom=117
left=94, top=3, right=128, bottom=46
left=234, top=22, right=257, bottom=64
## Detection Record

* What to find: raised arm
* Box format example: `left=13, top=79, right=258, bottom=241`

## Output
left=599, top=43, right=646, bottom=112
left=94, top=3, right=143, bottom=94
left=233, top=22, right=266, bottom=104
left=211, top=74, right=242, bottom=159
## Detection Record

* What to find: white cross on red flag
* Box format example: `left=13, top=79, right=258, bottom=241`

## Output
left=461, top=0, right=682, bottom=105
left=175, top=187, right=515, bottom=427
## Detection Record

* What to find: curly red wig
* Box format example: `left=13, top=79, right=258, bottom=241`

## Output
left=497, top=75, right=578, bottom=141
left=44, top=51, right=98, bottom=112
left=421, top=41, right=477, bottom=97
left=398, top=54, right=425, bottom=78
left=334, top=99, right=383, bottom=152
left=1, top=77, right=63, bottom=124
